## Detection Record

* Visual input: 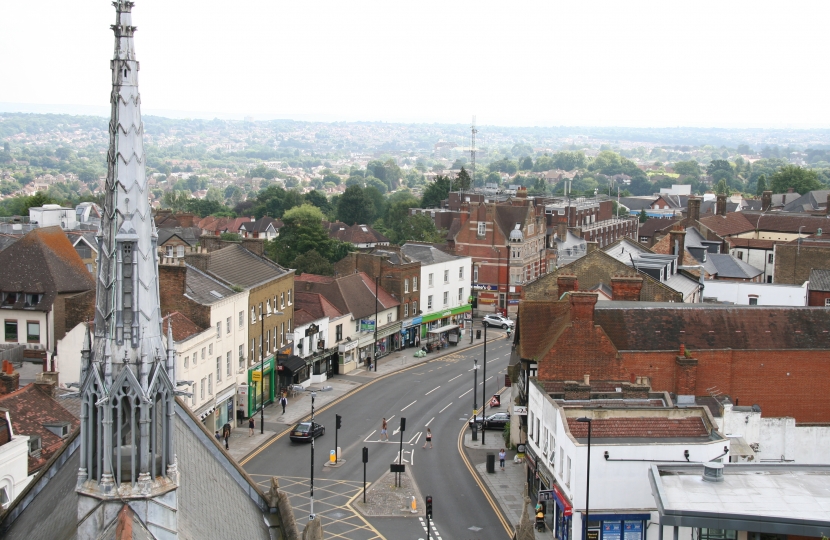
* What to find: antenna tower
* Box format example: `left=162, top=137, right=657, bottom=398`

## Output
left=470, top=116, right=477, bottom=189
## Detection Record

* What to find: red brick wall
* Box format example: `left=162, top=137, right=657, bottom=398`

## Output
left=158, top=265, right=211, bottom=329
left=807, top=290, right=830, bottom=306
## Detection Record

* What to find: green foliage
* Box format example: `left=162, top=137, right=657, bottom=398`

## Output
left=268, top=204, right=354, bottom=269
left=715, top=179, right=729, bottom=195
left=518, top=156, right=533, bottom=171
left=489, top=158, right=518, bottom=175
left=421, top=175, right=452, bottom=208
left=639, top=208, right=648, bottom=223
left=292, top=249, right=334, bottom=275
left=673, top=160, right=701, bottom=178
left=755, top=174, right=767, bottom=196
left=532, top=151, right=586, bottom=172
left=336, top=185, right=375, bottom=225
left=186, top=198, right=234, bottom=218
left=304, top=189, right=333, bottom=218
left=220, top=232, right=241, bottom=242
left=770, top=165, right=821, bottom=195
left=455, top=167, right=471, bottom=191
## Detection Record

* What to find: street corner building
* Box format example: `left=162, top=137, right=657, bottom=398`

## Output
left=0, top=2, right=297, bottom=538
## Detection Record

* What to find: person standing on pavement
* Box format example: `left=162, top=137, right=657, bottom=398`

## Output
left=223, top=423, right=231, bottom=450
left=279, top=394, right=287, bottom=414
left=248, top=416, right=255, bottom=437
left=422, top=428, right=433, bottom=449
left=380, top=418, right=388, bottom=441
left=499, top=448, right=506, bottom=471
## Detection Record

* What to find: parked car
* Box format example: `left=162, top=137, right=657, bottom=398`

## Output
left=289, top=421, right=325, bottom=442
left=482, top=314, right=514, bottom=329
left=468, top=412, right=511, bottom=430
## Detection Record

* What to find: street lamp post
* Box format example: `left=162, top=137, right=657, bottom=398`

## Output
left=577, top=417, right=593, bottom=540
left=481, top=321, right=487, bottom=445
left=309, top=390, right=317, bottom=521
left=472, top=358, right=479, bottom=441
left=259, top=303, right=269, bottom=435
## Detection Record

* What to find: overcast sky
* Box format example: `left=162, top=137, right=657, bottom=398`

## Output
left=2, top=1, right=829, bottom=128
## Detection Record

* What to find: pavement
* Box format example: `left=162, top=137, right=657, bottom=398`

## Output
left=228, top=321, right=538, bottom=538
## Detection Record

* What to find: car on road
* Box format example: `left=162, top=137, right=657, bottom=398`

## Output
left=289, top=421, right=325, bottom=442
left=482, top=314, right=514, bottom=329
left=468, top=412, right=511, bottom=430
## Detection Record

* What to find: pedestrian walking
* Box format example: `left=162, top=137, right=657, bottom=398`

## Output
left=223, top=423, right=231, bottom=450
left=380, top=418, right=388, bottom=441
left=248, top=417, right=254, bottom=437
left=279, top=395, right=287, bottom=414
left=422, top=428, right=433, bottom=449
left=499, top=448, right=506, bottom=471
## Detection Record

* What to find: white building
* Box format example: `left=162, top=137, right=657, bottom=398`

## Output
left=401, top=243, right=472, bottom=341
left=526, top=378, right=728, bottom=540
left=0, top=408, right=32, bottom=511
left=702, top=280, right=807, bottom=306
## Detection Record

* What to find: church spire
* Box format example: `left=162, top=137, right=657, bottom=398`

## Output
left=77, top=2, right=178, bottom=524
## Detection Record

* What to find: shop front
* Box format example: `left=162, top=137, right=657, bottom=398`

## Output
left=337, top=339, right=359, bottom=374
left=214, top=385, right=236, bottom=433
left=248, top=355, right=275, bottom=413
left=401, top=316, right=422, bottom=349
left=588, top=515, right=650, bottom=540
left=196, top=401, right=217, bottom=431
left=310, top=349, right=335, bottom=384
left=419, top=305, right=472, bottom=340
left=277, top=354, right=308, bottom=390
left=375, top=320, right=402, bottom=359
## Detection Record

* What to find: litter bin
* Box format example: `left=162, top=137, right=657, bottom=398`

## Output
left=486, top=453, right=496, bottom=474
left=476, top=330, right=482, bottom=340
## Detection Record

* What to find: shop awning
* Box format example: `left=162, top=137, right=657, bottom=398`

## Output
left=278, top=355, right=306, bottom=373
left=376, top=321, right=403, bottom=340
left=428, top=324, right=459, bottom=334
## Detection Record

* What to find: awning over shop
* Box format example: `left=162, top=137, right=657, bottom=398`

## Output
left=428, top=324, right=459, bottom=334
left=195, top=402, right=216, bottom=421
left=420, top=304, right=471, bottom=324
left=376, top=321, right=402, bottom=340
left=278, top=355, right=306, bottom=373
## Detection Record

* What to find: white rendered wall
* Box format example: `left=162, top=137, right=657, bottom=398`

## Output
left=702, top=280, right=806, bottom=305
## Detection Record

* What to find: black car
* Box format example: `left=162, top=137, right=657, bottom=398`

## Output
left=289, top=421, right=325, bottom=442
left=468, top=412, right=510, bottom=430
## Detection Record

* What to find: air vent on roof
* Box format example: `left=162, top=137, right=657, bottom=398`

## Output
left=702, top=461, right=724, bottom=482
left=361, top=227, right=368, bottom=232
left=209, top=290, right=223, bottom=298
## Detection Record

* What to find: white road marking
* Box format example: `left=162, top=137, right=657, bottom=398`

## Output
left=485, top=376, right=494, bottom=382
left=411, top=431, right=423, bottom=445
left=448, top=374, right=462, bottom=382
left=425, top=416, right=435, bottom=427
left=459, top=389, right=472, bottom=398
left=425, top=386, right=441, bottom=395
left=439, top=402, right=453, bottom=413
left=401, top=400, right=417, bottom=411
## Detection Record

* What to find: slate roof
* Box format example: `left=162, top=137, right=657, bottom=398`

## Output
left=0, top=227, right=94, bottom=310
left=592, top=303, right=830, bottom=351
left=566, top=417, right=709, bottom=439
left=781, top=190, right=830, bottom=213
left=700, top=200, right=740, bottom=215
left=493, top=205, right=531, bottom=238
left=699, top=212, right=755, bottom=237
left=638, top=218, right=678, bottom=239
left=162, top=311, right=205, bottom=342
left=205, top=244, right=289, bottom=289
left=808, top=269, right=830, bottom=292
left=401, top=242, right=463, bottom=264
left=706, top=253, right=763, bottom=279
left=0, top=383, right=79, bottom=474
left=240, top=216, right=282, bottom=233
left=740, top=212, right=830, bottom=234
left=0, top=234, right=19, bottom=252
left=517, top=301, right=571, bottom=360
left=158, top=226, right=202, bottom=247
left=184, top=264, right=236, bottom=305
left=619, top=197, right=658, bottom=211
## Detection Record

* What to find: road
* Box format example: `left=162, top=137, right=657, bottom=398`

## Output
left=243, top=330, right=515, bottom=540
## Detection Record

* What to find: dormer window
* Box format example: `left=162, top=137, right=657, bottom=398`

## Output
left=2, top=292, right=18, bottom=306
left=44, top=421, right=71, bottom=439
left=25, top=294, right=42, bottom=307
left=28, top=435, right=42, bottom=458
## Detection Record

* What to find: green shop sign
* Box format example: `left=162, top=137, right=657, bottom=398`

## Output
left=420, top=304, right=471, bottom=324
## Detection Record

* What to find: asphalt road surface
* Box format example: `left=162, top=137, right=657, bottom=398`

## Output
left=243, top=332, right=515, bottom=540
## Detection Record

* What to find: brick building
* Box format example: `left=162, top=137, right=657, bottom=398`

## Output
left=516, top=293, right=830, bottom=423
left=807, top=268, right=830, bottom=306
left=773, top=235, right=830, bottom=285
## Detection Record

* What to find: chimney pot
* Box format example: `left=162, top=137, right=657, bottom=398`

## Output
left=583, top=374, right=590, bottom=386
left=679, top=344, right=686, bottom=355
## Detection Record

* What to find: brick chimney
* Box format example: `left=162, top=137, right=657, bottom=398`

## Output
left=669, top=224, right=687, bottom=266
left=716, top=194, right=727, bottom=216
left=610, top=275, right=643, bottom=301
left=557, top=274, right=579, bottom=295
left=241, top=238, right=264, bottom=257
left=675, top=354, right=699, bottom=397
left=586, top=241, right=599, bottom=254
left=459, top=202, right=469, bottom=225
left=569, top=292, right=598, bottom=322
left=0, top=360, right=20, bottom=395
left=185, top=251, right=210, bottom=273
left=687, top=197, right=701, bottom=223
left=516, top=186, right=528, bottom=199
left=762, top=191, right=772, bottom=212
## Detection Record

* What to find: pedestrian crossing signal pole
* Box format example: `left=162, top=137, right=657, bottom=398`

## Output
left=482, top=322, right=487, bottom=445
left=362, top=447, right=368, bottom=503
left=425, top=495, right=433, bottom=537
left=335, top=414, right=342, bottom=463
left=398, top=417, right=406, bottom=487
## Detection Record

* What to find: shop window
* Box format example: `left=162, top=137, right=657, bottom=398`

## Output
left=4, top=320, right=17, bottom=342
left=698, top=530, right=737, bottom=540
left=27, top=321, right=40, bottom=343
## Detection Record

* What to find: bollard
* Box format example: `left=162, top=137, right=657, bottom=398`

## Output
left=330, top=450, right=336, bottom=463
left=410, top=495, right=418, bottom=514
left=336, top=446, right=341, bottom=462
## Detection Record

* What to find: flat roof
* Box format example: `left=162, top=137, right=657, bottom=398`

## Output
left=649, top=463, right=830, bottom=536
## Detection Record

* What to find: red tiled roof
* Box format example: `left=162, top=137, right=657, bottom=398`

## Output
left=566, top=417, right=708, bottom=438
left=725, top=237, right=778, bottom=250
left=518, top=301, right=571, bottom=360
left=699, top=213, right=755, bottom=237
left=0, top=383, right=79, bottom=473
left=162, top=312, right=205, bottom=342
left=295, top=291, right=343, bottom=320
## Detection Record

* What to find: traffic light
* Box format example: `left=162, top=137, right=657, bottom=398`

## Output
left=400, top=417, right=406, bottom=432
left=336, top=414, right=342, bottom=429
left=362, top=447, right=368, bottom=463
left=425, top=495, right=433, bottom=518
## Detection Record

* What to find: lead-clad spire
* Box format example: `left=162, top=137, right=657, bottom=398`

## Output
left=77, top=2, right=178, bottom=521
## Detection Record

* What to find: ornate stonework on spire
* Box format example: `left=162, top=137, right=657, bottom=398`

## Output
left=77, top=2, right=179, bottom=536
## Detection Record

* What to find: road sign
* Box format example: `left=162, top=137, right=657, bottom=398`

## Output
left=513, top=406, right=528, bottom=415
left=251, top=371, right=262, bottom=382
left=390, top=464, right=405, bottom=473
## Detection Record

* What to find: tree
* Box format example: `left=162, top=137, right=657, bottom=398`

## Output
left=518, top=156, right=533, bottom=171
left=421, top=175, right=452, bottom=208
left=706, top=160, right=732, bottom=176
left=455, top=167, right=471, bottom=191
left=292, top=249, right=334, bottom=275
left=755, top=174, right=767, bottom=196
left=304, top=189, right=333, bottom=217
left=715, top=179, right=729, bottom=196
left=269, top=204, right=353, bottom=268
left=186, top=199, right=234, bottom=217
left=770, top=165, right=821, bottom=195
left=205, top=187, right=224, bottom=203
left=638, top=208, right=648, bottom=223
left=673, top=160, right=701, bottom=178
left=336, top=185, right=375, bottom=225
left=395, top=214, right=445, bottom=244
left=162, top=190, right=189, bottom=212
